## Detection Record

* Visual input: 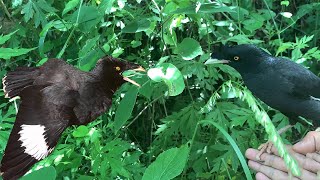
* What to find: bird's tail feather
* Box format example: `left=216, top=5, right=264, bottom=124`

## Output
left=2, top=67, right=39, bottom=98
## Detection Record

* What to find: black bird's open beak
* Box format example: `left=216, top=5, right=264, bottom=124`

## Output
left=205, top=58, right=230, bottom=65
left=123, top=66, right=146, bottom=87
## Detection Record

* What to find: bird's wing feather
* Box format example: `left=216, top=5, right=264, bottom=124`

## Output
left=0, top=85, right=78, bottom=180
left=73, top=82, right=113, bottom=125
left=276, top=58, right=320, bottom=98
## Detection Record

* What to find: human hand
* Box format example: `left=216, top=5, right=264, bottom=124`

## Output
left=245, top=131, right=320, bottom=180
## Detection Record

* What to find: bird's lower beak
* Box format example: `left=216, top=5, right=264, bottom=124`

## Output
left=123, top=77, right=141, bottom=87
left=133, top=66, right=146, bottom=72
left=205, top=58, right=230, bottom=65
left=123, top=66, right=146, bottom=87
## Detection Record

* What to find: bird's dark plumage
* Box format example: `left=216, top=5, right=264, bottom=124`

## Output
left=0, top=56, right=144, bottom=180
left=210, top=44, right=320, bottom=126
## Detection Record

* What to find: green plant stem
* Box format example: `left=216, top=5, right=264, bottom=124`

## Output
left=57, top=0, right=83, bottom=58
left=0, top=0, right=12, bottom=20
left=262, top=0, right=282, bottom=44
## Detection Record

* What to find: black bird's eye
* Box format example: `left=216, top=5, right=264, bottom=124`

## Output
left=115, top=66, right=121, bottom=71
left=234, top=56, right=240, bottom=61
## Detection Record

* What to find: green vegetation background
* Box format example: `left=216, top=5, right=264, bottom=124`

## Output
left=1, top=0, right=320, bottom=179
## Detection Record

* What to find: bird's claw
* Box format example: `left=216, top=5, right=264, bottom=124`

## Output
left=256, top=141, right=274, bottom=161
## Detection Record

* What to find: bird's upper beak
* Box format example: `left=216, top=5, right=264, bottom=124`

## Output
left=205, top=58, right=230, bottom=65
left=123, top=66, right=146, bottom=87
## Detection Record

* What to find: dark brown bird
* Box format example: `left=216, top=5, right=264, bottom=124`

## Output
left=0, top=56, right=145, bottom=180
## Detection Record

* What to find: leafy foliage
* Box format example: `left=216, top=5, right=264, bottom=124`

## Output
left=0, top=0, right=319, bottom=179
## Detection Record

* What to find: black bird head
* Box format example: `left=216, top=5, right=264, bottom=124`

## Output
left=92, top=56, right=145, bottom=89
left=206, top=44, right=271, bottom=74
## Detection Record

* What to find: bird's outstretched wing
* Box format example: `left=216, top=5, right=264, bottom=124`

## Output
left=0, top=85, right=78, bottom=180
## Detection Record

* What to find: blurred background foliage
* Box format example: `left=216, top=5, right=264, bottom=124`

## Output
left=1, top=0, right=320, bottom=179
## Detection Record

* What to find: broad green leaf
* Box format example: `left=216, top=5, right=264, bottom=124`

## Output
left=21, top=166, right=56, bottom=180
left=142, top=144, right=190, bottom=180
left=122, top=19, right=151, bottom=33
left=72, top=125, right=89, bottom=137
left=147, top=63, right=185, bottom=96
left=0, top=47, right=36, bottom=60
left=70, top=5, right=103, bottom=32
left=113, top=87, right=139, bottom=133
left=176, top=38, right=202, bottom=60
left=63, top=0, right=80, bottom=15
left=0, top=30, right=18, bottom=45
left=78, top=49, right=104, bottom=71
left=79, top=36, right=100, bottom=57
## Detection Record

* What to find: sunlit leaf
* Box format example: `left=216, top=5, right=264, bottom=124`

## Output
left=0, top=48, right=36, bottom=60
left=148, top=63, right=185, bottom=96
left=142, top=144, right=190, bottom=180
left=72, top=125, right=89, bottom=137
left=176, top=38, right=203, bottom=60
left=21, top=166, right=56, bottom=180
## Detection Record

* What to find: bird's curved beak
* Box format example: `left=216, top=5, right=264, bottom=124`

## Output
left=205, top=58, right=230, bottom=65
left=123, top=66, right=146, bottom=87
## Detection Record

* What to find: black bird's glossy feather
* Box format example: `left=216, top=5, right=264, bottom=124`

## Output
left=211, top=44, right=320, bottom=126
left=0, top=56, right=142, bottom=180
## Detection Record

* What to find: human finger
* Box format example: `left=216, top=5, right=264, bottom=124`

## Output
left=293, top=131, right=320, bottom=154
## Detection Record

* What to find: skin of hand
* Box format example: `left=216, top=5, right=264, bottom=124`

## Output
left=245, top=131, right=320, bottom=180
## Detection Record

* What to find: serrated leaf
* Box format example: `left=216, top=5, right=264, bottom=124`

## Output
left=0, top=47, right=36, bottom=60
left=142, top=144, right=190, bottom=180
left=21, top=166, right=56, bottom=180
left=177, top=38, right=202, bottom=60
left=147, top=63, right=185, bottom=96
left=113, top=86, right=139, bottom=133
left=72, top=125, right=89, bottom=137
left=21, top=0, right=34, bottom=22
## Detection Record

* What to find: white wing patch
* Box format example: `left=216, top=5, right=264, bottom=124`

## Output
left=18, top=124, right=52, bottom=160
left=311, top=96, right=320, bottom=102
left=2, top=76, right=8, bottom=98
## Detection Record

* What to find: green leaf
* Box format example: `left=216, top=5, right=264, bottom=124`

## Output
left=98, top=0, right=116, bottom=14
left=122, top=19, right=151, bottom=33
left=63, top=0, right=80, bottom=15
left=148, top=63, right=185, bottom=96
left=171, top=3, right=235, bottom=14
left=70, top=5, right=103, bottom=32
left=21, top=0, right=34, bottom=22
left=198, top=120, right=253, bottom=180
left=72, top=125, right=89, bottom=137
left=79, top=35, right=100, bottom=57
left=176, top=38, right=202, bottom=60
left=0, top=47, right=36, bottom=60
left=20, top=166, right=56, bottom=180
left=113, top=87, right=139, bottom=133
left=0, top=30, right=18, bottom=45
left=39, top=21, right=55, bottom=58
left=142, top=144, right=190, bottom=180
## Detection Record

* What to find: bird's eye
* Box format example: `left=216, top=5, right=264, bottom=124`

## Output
left=115, top=66, right=121, bottom=71
left=234, top=56, right=240, bottom=61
